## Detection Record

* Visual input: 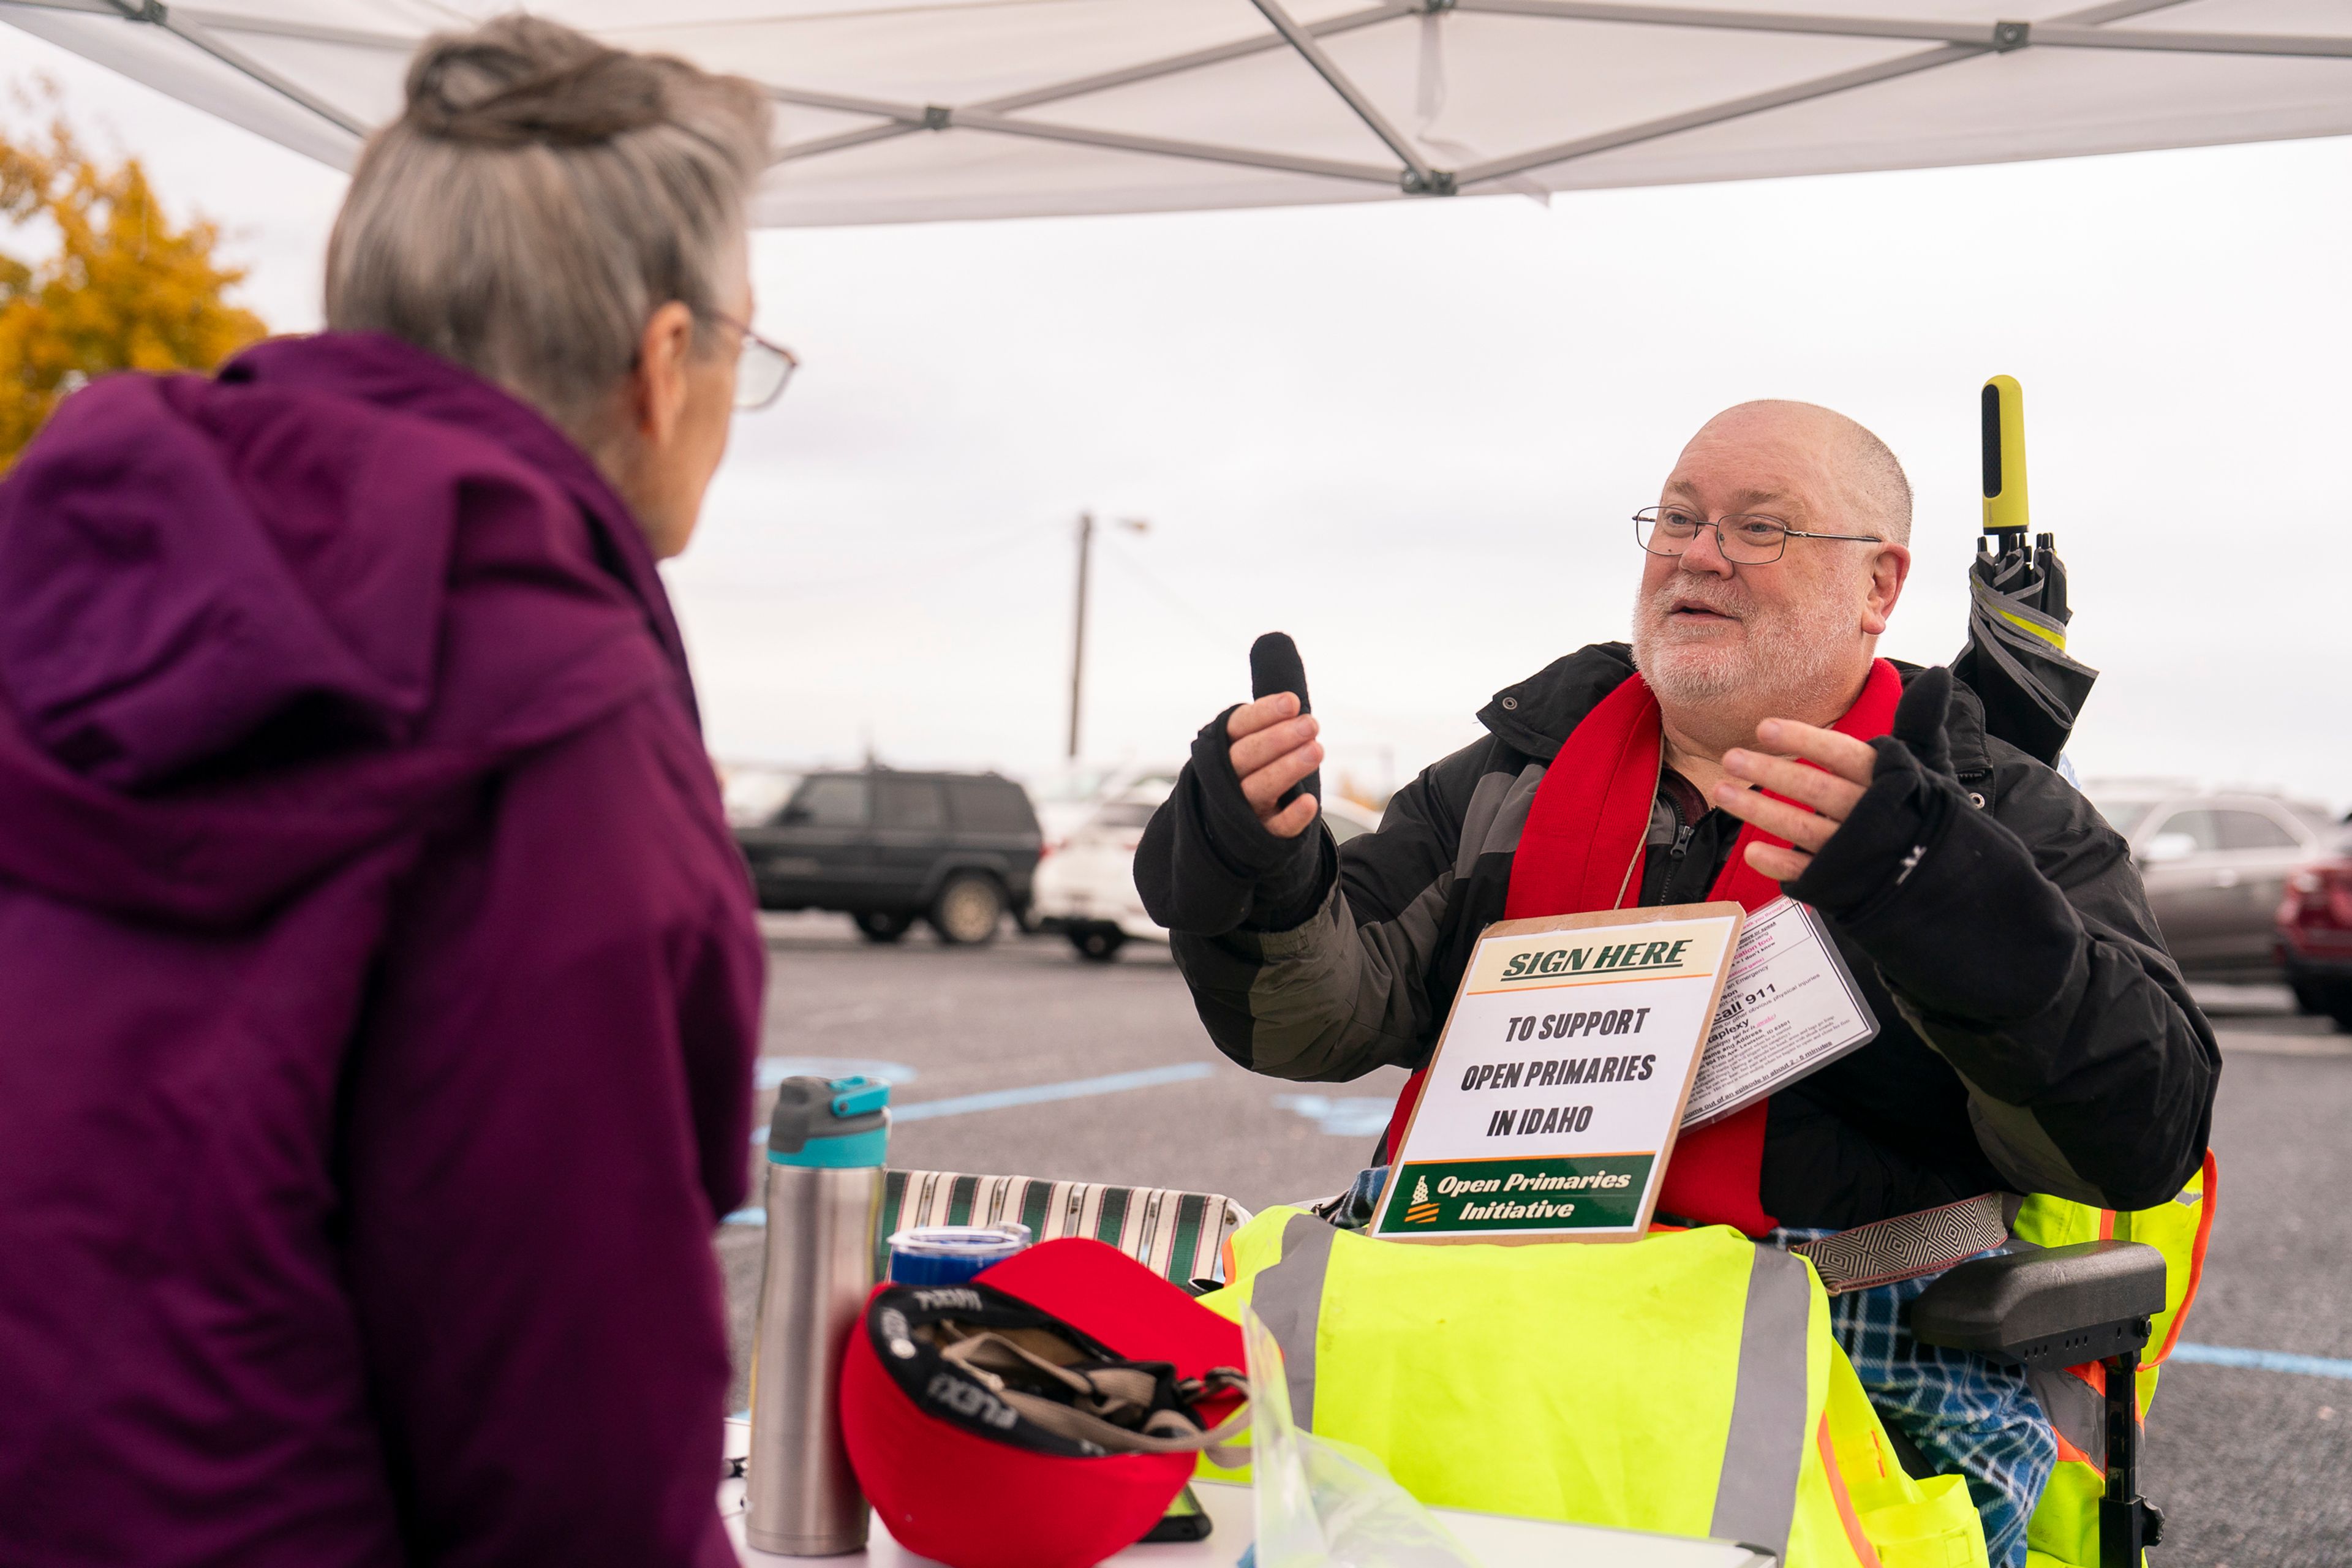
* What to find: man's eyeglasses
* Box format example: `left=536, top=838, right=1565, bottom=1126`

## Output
left=1634, top=505, right=1880, bottom=565
left=704, top=312, right=799, bottom=411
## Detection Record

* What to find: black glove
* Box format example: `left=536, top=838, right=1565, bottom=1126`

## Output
left=1134, top=632, right=1330, bottom=938
left=1785, top=666, right=2081, bottom=1026
left=1134, top=706, right=1330, bottom=937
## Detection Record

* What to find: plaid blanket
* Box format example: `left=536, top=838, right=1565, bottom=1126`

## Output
left=1769, top=1227, right=2054, bottom=1568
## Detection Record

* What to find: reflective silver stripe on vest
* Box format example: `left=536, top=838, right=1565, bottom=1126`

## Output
left=2026, top=1362, right=2105, bottom=1468
left=1253, top=1212, right=1340, bottom=1430
left=1710, top=1245, right=1814, bottom=1560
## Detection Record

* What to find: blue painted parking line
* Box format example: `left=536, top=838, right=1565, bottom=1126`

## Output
left=1272, top=1094, right=1395, bottom=1137
left=729, top=1062, right=1221, bottom=1211
left=891, top=1062, right=1213, bottom=1123
left=745, top=1060, right=926, bottom=1145
left=2172, top=1343, right=2352, bottom=1381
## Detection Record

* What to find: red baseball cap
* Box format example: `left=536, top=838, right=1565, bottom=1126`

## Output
left=839, top=1239, right=1245, bottom=1568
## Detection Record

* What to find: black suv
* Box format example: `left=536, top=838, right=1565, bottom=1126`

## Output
left=735, top=769, right=1042, bottom=944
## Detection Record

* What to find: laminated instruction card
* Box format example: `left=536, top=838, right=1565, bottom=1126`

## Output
left=1680, top=895, right=1879, bottom=1130
left=1372, top=902, right=1744, bottom=1243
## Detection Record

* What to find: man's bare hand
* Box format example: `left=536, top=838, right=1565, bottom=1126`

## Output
left=1713, top=718, right=1879, bottom=881
left=1227, top=692, right=1322, bottom=839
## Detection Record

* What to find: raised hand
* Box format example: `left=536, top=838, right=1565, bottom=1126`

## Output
left=1226, top=693, right=1322, bottom=839
left=1713, top=719, right=1877, bottom=882
left=1714, top=669, right=1955, bottom=883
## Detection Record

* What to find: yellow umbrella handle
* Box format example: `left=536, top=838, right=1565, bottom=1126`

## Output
left=1981, top=374, right=2029, bottom=544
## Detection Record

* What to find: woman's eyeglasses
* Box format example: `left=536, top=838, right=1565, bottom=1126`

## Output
left=704, top=312, right=799, bottom=411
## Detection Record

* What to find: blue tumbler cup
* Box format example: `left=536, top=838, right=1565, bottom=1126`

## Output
left=886, top=1223, right=1031, bottom=1285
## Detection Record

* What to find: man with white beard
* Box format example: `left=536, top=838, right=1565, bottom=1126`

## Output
left=1134, top=401, right=2217, bottom=1568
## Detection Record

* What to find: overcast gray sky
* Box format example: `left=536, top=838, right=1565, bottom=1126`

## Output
left=9, top=26, right=2346, bottom=811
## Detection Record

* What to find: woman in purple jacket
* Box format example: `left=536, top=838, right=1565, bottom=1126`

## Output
left=0, top=18, right=785, bottom=1566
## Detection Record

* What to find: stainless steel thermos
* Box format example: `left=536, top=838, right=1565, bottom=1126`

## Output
left=744, top=1075, right=890, bottom=1556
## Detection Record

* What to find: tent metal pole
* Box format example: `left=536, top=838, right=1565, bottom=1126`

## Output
left=767, top=122, right=924, bottom=168
left=2030, top=24, right=2352, bottom=58
left=761, top=83, right=1402, bottom=184
left=762, top=85, right=934, bottom=124
left=948, top=110, right=1403, bottom=184
left=1245, top=0, right=1448, bottom=191
left=1456, top=0, right=2200, bottom=187
left=767, top=2, right=1420, bottom=173
left=1455, top=41, right=1983, bottom=186
left=2059, top=0, right=2191, bottom=21
left=1448, top=2, right=1973, bottom=45
left=772, top=115, right=1398, bottom=186
left=91, top=0, right=370, bottom=138
left=172, top=9, right=413, bottom=52
left=1451, top=0, right=2352, bottom=59
left=976, top=2, right=1413, bottom=114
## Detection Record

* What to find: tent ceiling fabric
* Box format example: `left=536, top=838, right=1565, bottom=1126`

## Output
left=4, top=0, right=2349, bottom=225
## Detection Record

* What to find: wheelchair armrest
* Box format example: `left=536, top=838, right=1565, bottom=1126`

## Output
left=1908, top=1240, right=2167, bottom=1366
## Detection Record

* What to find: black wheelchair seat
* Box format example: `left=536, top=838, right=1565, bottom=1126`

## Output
left=1906, top=1238, right=2171, bottom=1568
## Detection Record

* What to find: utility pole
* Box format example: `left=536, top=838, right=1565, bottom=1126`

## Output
left=1066, top=512, right=1150, bottom=761
left=1067, top=512, right=1093, bottom=760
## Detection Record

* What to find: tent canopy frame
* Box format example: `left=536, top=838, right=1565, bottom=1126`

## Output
left=9, top=0, right=2352, bottom=206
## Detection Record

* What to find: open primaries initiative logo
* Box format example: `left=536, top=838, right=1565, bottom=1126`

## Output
left=1384, top=1155, right=1656, bottom=1234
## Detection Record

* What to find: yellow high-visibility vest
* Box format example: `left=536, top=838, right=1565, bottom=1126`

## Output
left=1199, top=1210, right=1990, bottom=1568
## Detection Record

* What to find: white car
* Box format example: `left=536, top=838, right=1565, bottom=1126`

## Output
left=1023, top=760, right=1182, bottom=851
left=1033, top=784, right=1382, bottom=961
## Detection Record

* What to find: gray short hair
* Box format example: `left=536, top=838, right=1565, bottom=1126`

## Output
left=326, top=15, right=771, bottom=438
left=1704, top=399, right=1914, bottom=545
left=1837, top=415, right=1913, bottom=546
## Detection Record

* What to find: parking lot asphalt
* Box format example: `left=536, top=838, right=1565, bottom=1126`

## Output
left=718, top=914, right=2352, bottom=1566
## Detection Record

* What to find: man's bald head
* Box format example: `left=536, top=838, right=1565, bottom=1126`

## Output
left=1632, top=399, right=1916, bottom=753
left=1680, top=400, right=1912, bottom=545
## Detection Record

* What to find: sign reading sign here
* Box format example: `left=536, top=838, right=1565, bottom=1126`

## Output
left=1371, top=902, right=1745, bottom=1244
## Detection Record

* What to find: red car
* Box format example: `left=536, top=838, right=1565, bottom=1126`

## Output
left=2277, top=823, right=2352, bottom=1030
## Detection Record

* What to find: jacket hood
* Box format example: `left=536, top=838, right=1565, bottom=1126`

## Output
left=1479, top=644, right=1992, bottom=775
left=0, top=333, right=686, bottom=929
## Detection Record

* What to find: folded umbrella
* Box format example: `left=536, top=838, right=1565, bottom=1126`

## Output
left=1949, top=376, right=2098, bottom=769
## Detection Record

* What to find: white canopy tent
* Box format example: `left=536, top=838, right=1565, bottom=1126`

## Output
left=2, top=0, right=2348, bottom=226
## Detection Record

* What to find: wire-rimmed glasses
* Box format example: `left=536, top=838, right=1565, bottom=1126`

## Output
left=704, top=312, right=799, bottom=411
left=1634, top=505, right=1880, bottom=565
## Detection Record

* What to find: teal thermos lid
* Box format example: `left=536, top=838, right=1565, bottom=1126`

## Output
left=767, top=1075, right=891, bottom=1167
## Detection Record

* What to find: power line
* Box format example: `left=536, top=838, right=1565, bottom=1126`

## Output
left=680, top=515, right=1063, bottom=601
left=1093, top=536, right=1249, bottom=652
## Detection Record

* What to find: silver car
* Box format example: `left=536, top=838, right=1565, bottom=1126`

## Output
left=2084, top=781, right=2338, bottom=981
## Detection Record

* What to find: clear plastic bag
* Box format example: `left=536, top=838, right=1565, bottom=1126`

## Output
left=1240, top=1305, right=1483, bottom=1568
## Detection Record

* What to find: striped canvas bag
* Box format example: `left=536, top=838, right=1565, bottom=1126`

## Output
left=878, top=1169, right=1250, bottom=1286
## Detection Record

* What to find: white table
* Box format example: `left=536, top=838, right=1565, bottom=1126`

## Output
left=722, top=1422, right=1771, bottom=1567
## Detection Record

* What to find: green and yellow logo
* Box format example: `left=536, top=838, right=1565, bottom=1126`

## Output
left=1379, top=1155, right=1656, bottom=1235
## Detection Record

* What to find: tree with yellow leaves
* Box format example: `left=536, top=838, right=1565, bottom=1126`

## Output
left=1, top=86, right=266, bottom=469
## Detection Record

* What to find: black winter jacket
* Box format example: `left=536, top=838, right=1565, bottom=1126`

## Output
left=1140, top=644, right=2218, bottom=1231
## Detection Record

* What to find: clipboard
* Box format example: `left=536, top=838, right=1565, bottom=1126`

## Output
left=1369, top=901, right=1745, bottom=1244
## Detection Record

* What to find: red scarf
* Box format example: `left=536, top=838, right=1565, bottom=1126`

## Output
left=1379, top=660, right=1903, bottom=1235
